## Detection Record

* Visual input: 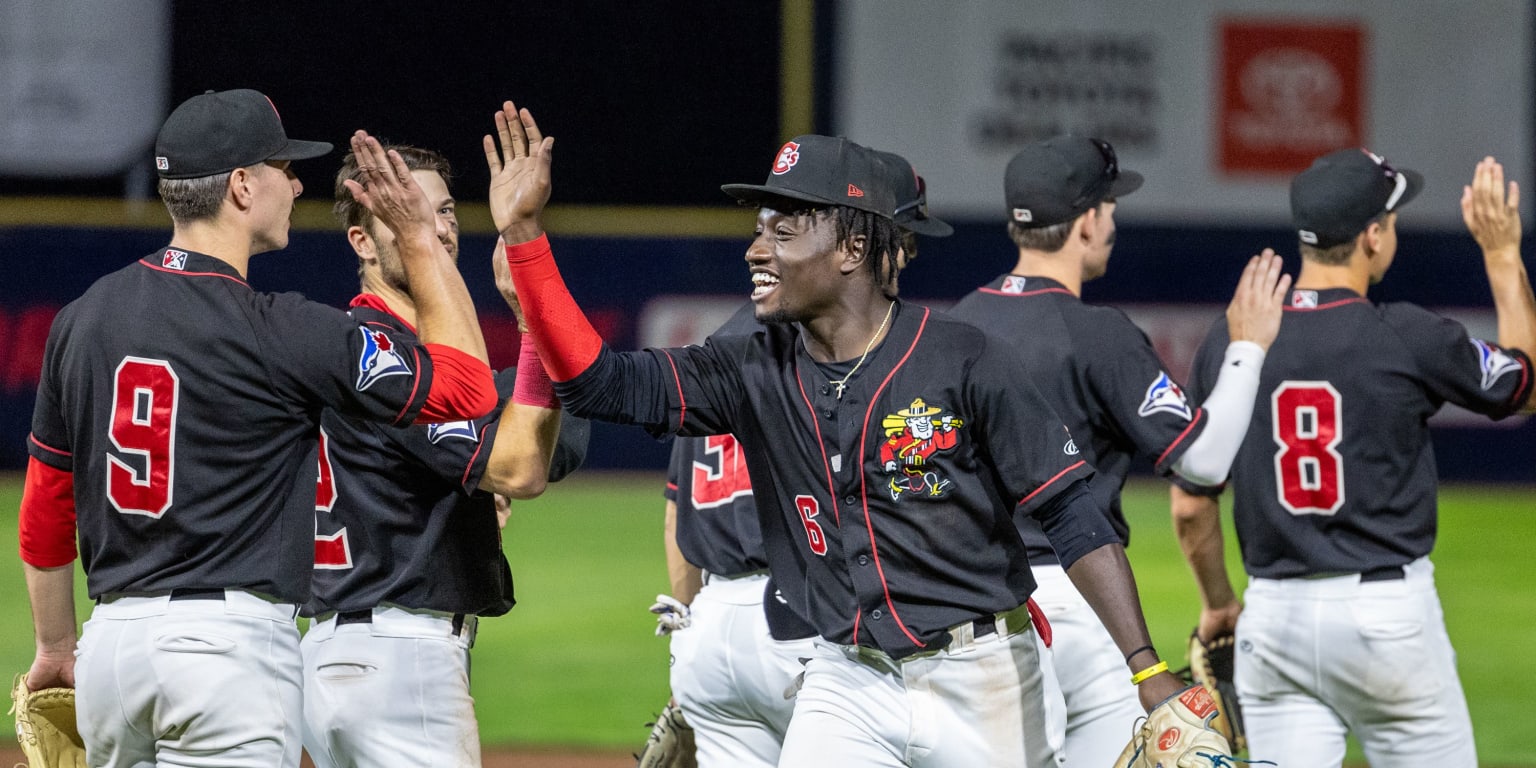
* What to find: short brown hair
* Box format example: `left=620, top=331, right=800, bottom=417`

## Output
left=158, top=171, right=234, bottom=223
left=1007, top=218, right=1074, bottom=252
left=333, top=145, right=452, bottom=231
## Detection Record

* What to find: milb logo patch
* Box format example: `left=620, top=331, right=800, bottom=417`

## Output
left=1138, top=372, right=1192, bottom=420
left=1471, top=338, right=1522, bottom=390
left=356, top=327, right=412, bottom=391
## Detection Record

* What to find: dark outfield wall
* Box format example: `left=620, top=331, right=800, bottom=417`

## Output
left=2, top=221, right=1531, bottom=480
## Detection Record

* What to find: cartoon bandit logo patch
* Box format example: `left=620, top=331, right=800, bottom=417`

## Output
left=880, top=397, right=964, bottom=500
left=355, top=327, right=412, bottom=391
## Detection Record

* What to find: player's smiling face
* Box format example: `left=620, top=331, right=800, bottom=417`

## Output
left=745, top=207, right=845, bottom=324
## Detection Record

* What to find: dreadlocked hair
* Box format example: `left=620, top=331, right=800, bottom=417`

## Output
left=823, top=206, right=907, bottom=298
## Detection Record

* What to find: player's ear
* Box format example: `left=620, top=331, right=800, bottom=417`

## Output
left=228, top=166, right=255, bottom=211
left=1074, top=207, right=1097, bottom=247
left=839, top=233, right=868, bottom=276
left=348, top=225, right=377, bottom=262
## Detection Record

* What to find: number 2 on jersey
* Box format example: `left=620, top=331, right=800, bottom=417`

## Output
left=314, top=428, right=353, bottom=568
left=1271, top=381, right=1344, bottom=515
left=107, top=357, right=179, bottom=517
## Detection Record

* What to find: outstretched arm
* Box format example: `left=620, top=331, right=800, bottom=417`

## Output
left=1172, top=250, right=1288, bottom=484
left=1463, top=156, right=1536, bottom=412
left=1170, top=485, right=1242, bottom=642
left=480, top=239, right=563, bottom=499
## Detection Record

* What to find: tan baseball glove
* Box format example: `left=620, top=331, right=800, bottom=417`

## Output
left=1187, top=629, right=1246, bottom=754
left=10, top=674, right=87, bottom=768
left=1113, top=685, right=1255, bottom=768
left=634, top=698, right=697, bottom=768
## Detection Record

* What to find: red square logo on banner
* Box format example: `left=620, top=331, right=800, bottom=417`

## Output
left=1218, top=20, right=1364, bottom=175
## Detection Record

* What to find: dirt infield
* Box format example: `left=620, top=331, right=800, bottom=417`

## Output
left=3, top=746, right=637, bottom=767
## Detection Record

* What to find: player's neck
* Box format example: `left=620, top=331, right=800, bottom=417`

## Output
left=358, top=274, right=419, bottom=328
left=801, top=296, right=896, bottom=363
left=168, top=221, right=252, bottom=278
left=1014, top=248, right=1083, bottom=296
left=1294, top=258, right=1369, bottom=295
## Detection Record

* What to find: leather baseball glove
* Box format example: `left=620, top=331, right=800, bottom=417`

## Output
left=634, top=698, right=697, bottom=768
left=10, top=674, right=87, bottom=768
left=1187, top=629, right=1246, bottom=754
left=1112, top=685, right=1249, bottom=768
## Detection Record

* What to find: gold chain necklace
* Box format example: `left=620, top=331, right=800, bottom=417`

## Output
left=829, top=301, right=895, bottom=399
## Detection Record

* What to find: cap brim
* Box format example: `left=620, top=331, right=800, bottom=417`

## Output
left=897, top=215, right=954, bottom=237
left=721, top=183, right=843, bottom=212
left=1108, top=169, right=1143, bottom=198
left=1389, top=168, right=1425, bottom=211
left=268, top=139, right=334, bottom=162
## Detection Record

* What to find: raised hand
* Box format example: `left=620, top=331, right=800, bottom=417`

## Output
left=1225, top=248, right=1291, bottom=350
left=342, top=130, right=435, bottom=242
left=484, top=101, right=554, bottom=244
left=1462, top=156, right=1522, bottom=255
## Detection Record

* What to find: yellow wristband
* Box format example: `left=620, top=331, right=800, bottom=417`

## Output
left=1130, top=660, right=1168, bottom=686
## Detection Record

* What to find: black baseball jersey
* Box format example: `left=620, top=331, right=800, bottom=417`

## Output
left=1185, top=287, right=1532, bottom=578
left=666, top=433, right=817, bottom=641
left=28, top=248, right=436, bottom=602
left=951, top=274, right=1207, bottom=563
left=556, top=300, right=1103, bottom=659
left=307, top=303, right=589, bottom=618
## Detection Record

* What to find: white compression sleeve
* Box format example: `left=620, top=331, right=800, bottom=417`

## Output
left=1170, top=341, right=1266, bottom=486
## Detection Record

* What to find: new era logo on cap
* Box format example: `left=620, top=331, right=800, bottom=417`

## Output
left=847, top=184, right=864, bottom=198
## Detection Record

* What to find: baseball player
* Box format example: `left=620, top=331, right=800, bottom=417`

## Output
left=947, top=136, right=1288, bottom=767
left=1172, top=150, right=1536, bottom=766
left=300, top=145, right=590, bottom=768
left=489, top=101, right=1191, bottom=767
left=17, top=89, right=497, bottom=768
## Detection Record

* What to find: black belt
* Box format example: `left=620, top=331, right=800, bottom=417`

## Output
left=336, top=609, right=469, bottom=634
left=1360, top=565, right=1406, bottom=582
left=168, top=588, right=226, bottom=601
left=972, top=614, right=997, bottom=638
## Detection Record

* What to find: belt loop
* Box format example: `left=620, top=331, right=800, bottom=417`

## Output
left=452, top=614, right=465, bottom=635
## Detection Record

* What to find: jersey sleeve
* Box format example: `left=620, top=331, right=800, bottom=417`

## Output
left=553, top=335, right=750, bottom=438
left=27, top=309, right=75, bottom=472
left=261, top=293, right=434, bottom=427
left=1082, top=310, right=1206, bottom=475
left=1384, top=303, right=1534, bottom=418
left=965, top=333, right=1096, bottom=517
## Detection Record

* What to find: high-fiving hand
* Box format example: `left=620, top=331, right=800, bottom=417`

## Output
left=1225, top=248, right=1291, bottom=351
left=343, top=130, right=435, bottom=242
left=1462, top=156, right=1522, bottom=255
left=484, top=101, right=554, bottom=244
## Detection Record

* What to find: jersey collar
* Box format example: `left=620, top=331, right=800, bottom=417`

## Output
left=1285, top=287, right=1368, bottom=311
left=349, top=293, right=418, bottom=333
left=139, top=247, right=248, bottom=285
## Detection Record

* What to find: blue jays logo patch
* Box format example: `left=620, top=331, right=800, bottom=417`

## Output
left=1471, top=339, right=1522, bottom=391
left=1138, top=372, right=1192, bottom=420
left=427, top=420, right=480, bottom=444
left=356, top=327, right=412, bottom=391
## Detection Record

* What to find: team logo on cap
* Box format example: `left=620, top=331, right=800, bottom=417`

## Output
left=1291, top=290, right=1319, bottom=308
left=155, top=157, right=170, bottom=171
left=771, top=141, right=801, bottom=175
left=1471, top=339, right=1522, bottom=391
left=1012, top=208, right=1034, bottom=223
left=1001, top=276, right=1028, bottom=294
left=427, top=420, right=480, bottom=444
left=355, top=327, right=412, bottom=391
left=1138, top=372, right=1192, bottom=421
left=162, top=249, right=188, bottom=270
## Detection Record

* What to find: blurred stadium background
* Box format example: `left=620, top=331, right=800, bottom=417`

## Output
left=1, top=0, right=1531, bottom=762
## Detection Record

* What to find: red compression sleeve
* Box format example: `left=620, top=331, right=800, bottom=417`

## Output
left=504, top=235, right=603, bottom=381
left=19, top=458, right=78, bottom=568
left=513, top=334, right=561, bottom=409
left=416, top=344, right=498, bottom=424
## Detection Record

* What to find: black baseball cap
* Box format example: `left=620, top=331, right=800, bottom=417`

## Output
left=876, top=150, right=953, bottom=237
left=722, top=135, right=897, bottom=219
left=1291, top=148, right=1424, bottom=248
left=154, top=89, right=332, bottom=179
left=1004, top=136, right=1143, bottom=228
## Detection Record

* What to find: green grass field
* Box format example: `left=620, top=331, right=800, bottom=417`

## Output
left=2, top=474, right=1532, bottom=763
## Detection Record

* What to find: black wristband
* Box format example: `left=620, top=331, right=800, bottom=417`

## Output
left=1124, top=644, right=1157, bottom=663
